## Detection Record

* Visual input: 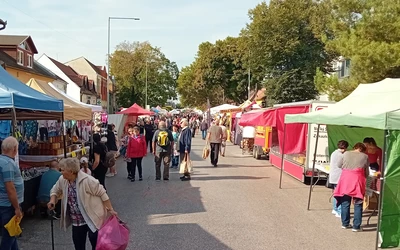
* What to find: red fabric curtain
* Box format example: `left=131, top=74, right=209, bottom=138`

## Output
left=239, top=109, right=275, bottom=127
left=276, top=106, right=309, bottom=154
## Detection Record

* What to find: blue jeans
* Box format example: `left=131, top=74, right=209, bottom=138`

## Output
left=201, top=130, right=207, bottom=140
left=172, top=155, right=179, bottom=168
left=332, top=184, right=341, bottom=214
left=341, top=195, right=363, bottom=229
left=0, top=206, right=19, bottom=250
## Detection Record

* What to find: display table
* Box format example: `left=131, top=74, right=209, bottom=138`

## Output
left=365, top=187, right=380, bottom=225
left=312, top=164, right=330, bottom=190
left=19, top=146, right=89, bottom=163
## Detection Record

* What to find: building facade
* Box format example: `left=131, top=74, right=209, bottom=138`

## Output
left=0, top=35, right=57, bottom=83
left=37, top=54, right=97, bottom=104
left=65, top=57, right=107, bottom=109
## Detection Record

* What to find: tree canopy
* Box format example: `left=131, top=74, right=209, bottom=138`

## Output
left=110, top=41, right=178, bottom=108
left=315, top=0, right=400, bottom=101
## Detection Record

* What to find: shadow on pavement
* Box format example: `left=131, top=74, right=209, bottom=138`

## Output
left=194, top=164, right=273, bottom=169
left=130, top=223, right=232, bottom=250
left=191, top=176, right=270, bottom=181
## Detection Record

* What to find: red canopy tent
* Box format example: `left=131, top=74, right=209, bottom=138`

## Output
left=117, top=103, right=154, bottom=116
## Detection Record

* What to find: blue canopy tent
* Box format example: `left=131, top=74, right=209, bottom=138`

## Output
left=0, top=66, right=63, bottom=120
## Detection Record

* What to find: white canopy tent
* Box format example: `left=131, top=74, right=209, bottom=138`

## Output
left=49, top=83, right=103, bottom=112
left=210, top=104, right=239, bottom=114
left=285, top=78, right=400, bottom=129
left=107, top=114, right=127, bottom=138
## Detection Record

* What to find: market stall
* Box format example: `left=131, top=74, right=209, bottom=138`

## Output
left=268, top=101, right=334, bottom=183
left=284, top=78, right=400, bottom=249
left=48, top=82, right=103, bottom=141
left=117, top=103, right=154, bottom=132
left=239, top=108, right=274, bottom=159
left=0, top=67, right=64, bottom=212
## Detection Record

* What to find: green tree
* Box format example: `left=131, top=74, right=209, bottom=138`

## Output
left=316, top=0, right=400, bottom=100
left=177, top=37, right=265, bottom=108
left=109, top=41, right=178, bottom=108
left=245, top=0, right=335, bottom=104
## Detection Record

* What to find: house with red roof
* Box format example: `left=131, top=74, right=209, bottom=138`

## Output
left=37, top=54, right=98, bottom=105
left=65, top=57, right=108, bottom=110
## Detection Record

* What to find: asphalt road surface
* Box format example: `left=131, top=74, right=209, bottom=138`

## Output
left=17, top=136, right=377, bottom=250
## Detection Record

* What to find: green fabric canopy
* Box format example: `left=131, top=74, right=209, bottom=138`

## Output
left=284, top=78, right=400, bottom=248
left=285, top=78, right=400, bottom=129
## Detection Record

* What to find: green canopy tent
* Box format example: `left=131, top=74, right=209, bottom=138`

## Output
left=285, top=78, right=400, bottom=249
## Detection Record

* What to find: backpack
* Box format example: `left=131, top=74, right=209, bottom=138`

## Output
left=157, top=130, right=169, bottom=147
left=102, top=144, right=116, bottom=168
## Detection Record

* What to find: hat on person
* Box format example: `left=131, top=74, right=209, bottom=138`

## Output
left=80, top=157, right=88, bottom=164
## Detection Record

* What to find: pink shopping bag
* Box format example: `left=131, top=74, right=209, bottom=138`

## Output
left=96, top=216, right=130, bottom=250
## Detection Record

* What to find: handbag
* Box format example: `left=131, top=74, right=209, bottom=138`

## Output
left=96, top=216, right=129, bottom=250
left=179, top=153, right=193, bottom=174
left=202, top=144, right=210, bottom=159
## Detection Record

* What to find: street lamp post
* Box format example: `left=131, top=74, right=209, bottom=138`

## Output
left=145, top=59, right=148, bottom=108
left=107, top=16, right=140, bottom=113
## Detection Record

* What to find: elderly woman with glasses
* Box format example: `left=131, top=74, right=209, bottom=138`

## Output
left=48, top=158, right=117, bottom=250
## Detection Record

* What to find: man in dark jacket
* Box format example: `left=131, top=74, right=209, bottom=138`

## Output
left=179, top=118, right=192, bottom=181
left=144, top=120, right=156, bottom=153
left=200, top=120, right=208, bottom=140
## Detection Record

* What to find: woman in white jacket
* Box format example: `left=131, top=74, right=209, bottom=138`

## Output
left=48, top=158, right=117, bottom=250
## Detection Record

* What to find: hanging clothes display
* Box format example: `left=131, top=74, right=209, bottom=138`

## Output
left=23, top=120, right=38, bottom=141
left=0, top=121, right=11, bottom=140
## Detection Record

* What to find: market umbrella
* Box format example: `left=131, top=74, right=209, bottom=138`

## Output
left=117, top=103, right=154, bottom=116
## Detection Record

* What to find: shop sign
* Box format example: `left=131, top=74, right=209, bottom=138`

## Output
left=306, top=103, right=334, bottom=170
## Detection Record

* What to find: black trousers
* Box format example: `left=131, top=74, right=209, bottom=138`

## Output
left=210, top=143, right=221, bottom=165
left=93, top=165, right=107, bottom=189
left=72, top=225, right=98, bottom=250
left=130, top=157, right=143, bottom=179
left=146, top=136, right=153, bottom=152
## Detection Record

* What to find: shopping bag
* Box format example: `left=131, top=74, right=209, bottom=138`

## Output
left=179, top=153, right=194, bottom=174
left=4, top=215, right=22, bottom=237
left=202, top=144, right=210, bottom=159
left=96, top=216, right=129, bottom=250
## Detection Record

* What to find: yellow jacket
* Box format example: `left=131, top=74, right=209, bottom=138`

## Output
left=50, top=172, right=109, bottom=232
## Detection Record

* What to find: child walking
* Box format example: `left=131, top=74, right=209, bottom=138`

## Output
left=171, top=125, right=180, bottom=169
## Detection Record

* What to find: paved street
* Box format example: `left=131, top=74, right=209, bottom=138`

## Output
left=17, top=136, right=377, bottom=250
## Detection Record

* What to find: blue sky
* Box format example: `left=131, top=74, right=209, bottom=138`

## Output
left=1, top=0, right=264, bottom=69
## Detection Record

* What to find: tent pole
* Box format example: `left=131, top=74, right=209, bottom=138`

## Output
left=307, top=124, right=320, bottom=211
left=11, top=107, right=17, bottom=137
left=62, top=113, right=67, bottom=158
left=279, top=124, right=287, bottom=189
left=375, top=129, right=388, bottom=249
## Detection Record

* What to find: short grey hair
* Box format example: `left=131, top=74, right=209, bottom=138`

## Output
left=158, top=121, right=167, bottom=129
left=1, top=136, right=18, bottom=153
left=59, top=158, right=80, bottom=173
left=181, top=119, right=188, bottom=126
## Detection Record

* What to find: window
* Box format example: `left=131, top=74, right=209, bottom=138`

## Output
left=17, top=50, right=24, bottom=65
left=27, top=54, right=33, bottom=68
left=338, top=59, right=351, bottom=78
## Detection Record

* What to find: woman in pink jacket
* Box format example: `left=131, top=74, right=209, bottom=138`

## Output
left=126, top=126, right=147, bottom=182
left=334, top=142, right=369, bottom=232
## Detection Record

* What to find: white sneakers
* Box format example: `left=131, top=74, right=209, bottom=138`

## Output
left=332, top=210, right=341, bottom=218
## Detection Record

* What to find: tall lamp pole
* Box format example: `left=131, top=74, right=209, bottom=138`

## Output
left=107, top=16, right=140, bottom=113
left=145, top=59, right=148, bottom=108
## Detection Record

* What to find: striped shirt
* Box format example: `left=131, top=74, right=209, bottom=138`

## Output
left=0, top=155, right=24, bottom=206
